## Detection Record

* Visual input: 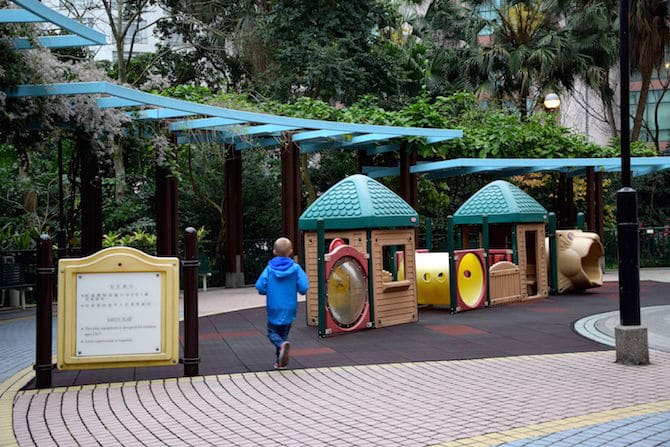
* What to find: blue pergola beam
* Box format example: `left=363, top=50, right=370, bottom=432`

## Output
left=405, top=157, right=670, bottom=179
left=425, top=133, right=462, bottom=144
left=364, top=166, right=400, bottom=178
left=298, top=133, right=399, bottom=153
left=170, top=117, right=247, bottom=131
left=174, top=131, right=283, bottom=150
left=0, top=9, right=45, bottom=22
left=215, top=124, right=300, bottom=138
left=9, top=0, right=106, bottom=47
left=291, top=129, right=352, bottom=142
left=97, top=97, right=144, bottom=108
left=11, top=35, right=102, bottom=49
left=7, top=82, right=462, bottom=144
left=130, top=109, right=197, bottom=120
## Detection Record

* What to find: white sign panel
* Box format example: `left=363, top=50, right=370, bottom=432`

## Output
left=76, top=272, right=162, bottom=357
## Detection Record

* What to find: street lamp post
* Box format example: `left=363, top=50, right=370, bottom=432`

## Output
left=615, top=0, right=649, bottom=365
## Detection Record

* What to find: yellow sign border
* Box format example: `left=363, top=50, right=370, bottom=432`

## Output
left=57, top=247, right=179, bottom=370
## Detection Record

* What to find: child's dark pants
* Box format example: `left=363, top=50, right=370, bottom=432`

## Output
left=267, top=322, right=291, bottom=360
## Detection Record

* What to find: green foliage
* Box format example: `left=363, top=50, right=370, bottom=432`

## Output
left=0, top=224, right=38, bottom=251
left=101, top=229, right=157, bottom=248
left=242, top=148, right=281, bottom=240
left=254, top=0, right=410, bottom=103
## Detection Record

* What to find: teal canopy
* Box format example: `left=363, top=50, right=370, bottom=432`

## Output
left=299, top=175, right=418, bottom=230
left=454, top=180, right=548, bottom=224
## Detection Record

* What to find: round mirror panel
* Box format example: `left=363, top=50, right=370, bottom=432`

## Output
left=326, top=256, right=368, bottom=327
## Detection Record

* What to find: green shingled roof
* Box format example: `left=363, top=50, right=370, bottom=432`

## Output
left=299, top=174, right=418, bottom=230
left=454, top=180, right=548, bottom=224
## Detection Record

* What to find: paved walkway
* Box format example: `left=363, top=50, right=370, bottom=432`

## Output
left=10, top=352, right=670, bottom=447
left=1, top=269, right=669, bottom=446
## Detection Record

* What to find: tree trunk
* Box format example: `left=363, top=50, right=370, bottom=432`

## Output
left=116, top=38, right=127, bottom=84
left=112, top=143, right=127, bottom=200
left=631, top=64, right=653, bottom=141
left=604, top=98, right=618, bottom=137
left=17, top=152, right=37, bottom=215
left=301, top=153, right=316, bottom=206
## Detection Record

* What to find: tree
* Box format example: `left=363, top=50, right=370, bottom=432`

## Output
left=564, top=0, right=620, bottom=137
left=257, top=0, right=404, bottom=104
left=630, top=0, right=670, bottom=142
left=1, top=34, right=130, bottom=246
left=420, top=0, right=625, bottom=118
left=155, top=0, right=264, bottom=90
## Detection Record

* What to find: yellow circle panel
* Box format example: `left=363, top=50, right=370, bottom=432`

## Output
left=457, top=253, right=484, bottom=308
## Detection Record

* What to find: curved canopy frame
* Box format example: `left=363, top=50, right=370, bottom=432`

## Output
left=7, top=81, right=463, bottom=151
left=364, top=157, right=670, bottom=179
left=0, top=0, right=106, bottom=48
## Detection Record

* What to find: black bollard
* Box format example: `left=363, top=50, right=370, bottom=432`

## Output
left=181, top=227, right=200, bottom=376
left=35, top=234, right=54, bottom=389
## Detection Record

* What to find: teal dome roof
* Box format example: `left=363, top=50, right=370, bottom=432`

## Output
left=299, top=174, right=418, bottom=230
left=454, top=180, right=547, bottom=224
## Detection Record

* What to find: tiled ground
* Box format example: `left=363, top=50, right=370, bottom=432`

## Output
left=12, top=351, right=670, bottom=446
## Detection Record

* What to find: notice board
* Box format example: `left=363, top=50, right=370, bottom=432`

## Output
left=57, top=247, right=179, bottom=370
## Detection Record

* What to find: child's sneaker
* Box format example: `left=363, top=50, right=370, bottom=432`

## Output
left=273, top=362, right=286, bottom=370
left=277, top=341, right=290, bottom=367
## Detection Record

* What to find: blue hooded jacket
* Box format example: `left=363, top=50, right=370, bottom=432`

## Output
left=255, top=256, right=309, bottom=325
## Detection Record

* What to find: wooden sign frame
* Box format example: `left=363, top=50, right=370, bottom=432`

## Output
left=57, top=247, right=179, bottom=370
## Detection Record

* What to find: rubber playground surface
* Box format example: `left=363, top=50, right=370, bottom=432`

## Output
left=30, top=280, right=668, bottom=387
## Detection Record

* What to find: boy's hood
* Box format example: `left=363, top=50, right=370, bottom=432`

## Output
left=268, top=256, right=298, bottom=278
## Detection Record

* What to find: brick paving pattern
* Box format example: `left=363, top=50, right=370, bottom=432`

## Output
left=13, top=351, right=670, bottom=446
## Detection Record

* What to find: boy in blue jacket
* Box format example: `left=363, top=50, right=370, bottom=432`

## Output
left=255, top=237, right=309, bottom=369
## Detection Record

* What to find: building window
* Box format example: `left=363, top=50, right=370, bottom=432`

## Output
left=124, top=19, right=148, bottom=45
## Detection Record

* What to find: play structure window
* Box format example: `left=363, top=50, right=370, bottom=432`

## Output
left=466, top=229, right=480, bottom=249
left=490, top=225, right=513, bottom=249
left=326, top=256, right=368, bottom=327
left=382, top=244, right=403, bottom=281
left=326, top=238, right=349, bottom=249
left=525, top=230, right=538, bottom=296
left=381, top=244, right=411, bottom=291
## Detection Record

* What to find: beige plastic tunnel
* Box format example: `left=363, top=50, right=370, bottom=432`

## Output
left=553, top=230, right=604, bottom=293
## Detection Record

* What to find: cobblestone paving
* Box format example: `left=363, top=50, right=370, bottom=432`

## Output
left=13, top=351, right=670, bottom=447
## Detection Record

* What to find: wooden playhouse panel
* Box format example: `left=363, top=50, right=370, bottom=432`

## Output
left=303, top=230, right=367, bottom=326
left=515, top=225, right=529, bottom=300
left=489, top=261, right=521, bottom=305
left=370, top=229, right=418, bottom=328
left=534, top=225, right=549, bottom=298
left=516, top=223, right=549, bottom=300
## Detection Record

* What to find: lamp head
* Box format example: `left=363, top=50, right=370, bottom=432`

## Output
left=543, top=93, right=560, bottom=110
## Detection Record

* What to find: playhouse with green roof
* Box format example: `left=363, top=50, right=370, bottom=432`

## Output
left=454, top=180, right=549, bottom=304
left=299, top=175, right=419, bottom=336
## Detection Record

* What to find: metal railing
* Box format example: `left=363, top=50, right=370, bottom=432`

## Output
left=603, top=227, right=670, bottom=268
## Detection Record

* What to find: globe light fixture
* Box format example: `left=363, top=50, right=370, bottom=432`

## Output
left=543, top=93, right=561, bottom=110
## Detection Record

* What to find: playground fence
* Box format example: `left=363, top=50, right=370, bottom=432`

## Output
left=603, top=226, right=670, bottom=268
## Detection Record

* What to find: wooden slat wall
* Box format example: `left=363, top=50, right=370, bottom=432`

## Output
left=303, top=231, right=367, bottom=326
left=535, top=225, right=549, bottom=298
left=489, top=261, right=521, bottom=305
left=370, top=229, right=418, bottom=328
left=516, top=223, right=549, bottom=300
